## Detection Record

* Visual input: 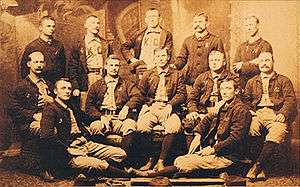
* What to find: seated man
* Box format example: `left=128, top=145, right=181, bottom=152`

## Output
left=40, top=78, right=131, bottom=181
left=245, top=52, right=297, bottom=182
left=137, top=47, right=186, bottom=171
left=185, top=50, right=240, bottom=147
left=129, top=78, right=251, bottom=177
left=8, top=51, right=54, bottom=180
left=86, top=55, right=140, bottom=156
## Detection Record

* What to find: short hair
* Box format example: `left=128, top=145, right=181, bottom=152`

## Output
left=259, top=51, right=274, bottom=61
left=245, top=15, right=260, bottom=24
left=146, top=8, right=160, bottom=17
left=153, top=47, right=171, bottom=57
left=39, top=15, right=55, bottom=26
left=194, top=12, right=208, bottom=21
left=27, top=51, right=44, bottom=62
left=209, top=50, right=224, bottom=58
left=54, top=78, right=72, bottom=89
left=220, top=78, right=239, bottom=90
left=105, top=54, right=121, bottom=64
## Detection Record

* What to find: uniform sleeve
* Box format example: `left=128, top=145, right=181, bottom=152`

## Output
left=165, top=31, right=173, bottom=56
left=138, top=72, right=152, bottom=106
left=120, top=33, right=137, bottom=63
left=175, top=39, right=189, bottom=70
left=67, top=45, right=80, bottom=90
left=85, top=84, right=102, bottom=120
left=125, top=81, right=141, bottom=109
left=40, top=104, right=58, bottom=141
left=168, top=73, right=187, bottom=108
left=187, top=75, right=204, bottom=113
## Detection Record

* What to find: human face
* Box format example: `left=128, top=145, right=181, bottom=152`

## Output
left=244, top=17, right=259, bottom=37
left=27, top=52, right=45, bottom=75
left=193, top=15, right=208, bottom=34
left=258, top=52, right=274, bottom=74
left=208, top=51, right=225, bottom=72
left=154, top=49, right=169, bottom=68
left=145, top=9, right=160, bottom=28
left=85, top=16, right=100, bottom=34
left=105, top=59, right=120, bottom=77
left=55, top=80, right=72, bottom=101
left=39, top=19, right=55, bottom=36
left=220, top=81, right=236, bottom=102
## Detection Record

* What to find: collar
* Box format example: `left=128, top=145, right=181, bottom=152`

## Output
left=255, top=72, right=278, bottom=83
left=145, top=27, right=161, bottom=34
left=105, top=75, right=119, bottom=84
left=39, top=35, right=53, bottom=44
left=28, top=74, right=46, bottom=85
left=208, top=70, right=227, bottom=80
left=211, top=71, right=222, bottom=80
left=194, top=31, right=210, bottom=40
left=55, top=98, right=68, bottom=109
left=85, top=33, right=101, bottom=44
left=156, top=66, right=169, bottom=75
left=247, top=37, right=262, bottom=46
left=260, top=71, right=275, bottom=79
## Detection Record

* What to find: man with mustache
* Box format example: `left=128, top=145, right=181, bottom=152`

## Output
left=9, top=51, right=55, bottom=180
left=233, top=16, right=272, bottom=89
left=68, top=15, right=113, bottom=110
left=245, top=52, right=297, bottom=182
left=184, top=50, right=240, bottom=148
left=85, top=55, right=140, bottom=161
left=121, top=8, right=173, bottom=73
left=20, top=16, right=66, bottom=85
left=174, top=12, right=224, bottom=87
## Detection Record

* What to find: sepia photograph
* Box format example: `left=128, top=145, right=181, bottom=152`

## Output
left=0, top=0, right=299, bottom=186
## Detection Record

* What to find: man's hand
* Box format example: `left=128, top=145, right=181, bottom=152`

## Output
left=274, top=113, right=286, bottom=123
left=199, top=146, right=215, bottom=156
left=186, top=112, right=199, bottom=121
left=188, top=133, right=201, bottom=154
left=73, top=89, right=80, bottom=97
left=250, top=58, right=261, bottom=65
left=33, top=113, right=42, bottom=121
left=139, top=104, right=149, bottom=118
left=232, top=62, right=243, bottom=72
left=119, top=105, right=129, bottom=121
left=162, top=104, right=172, bottom=120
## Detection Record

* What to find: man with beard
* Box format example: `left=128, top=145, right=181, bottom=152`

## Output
left=233, top=16, right=273, bottom=89
left=136, top=47, right=186, bottom=172
left=85, top=55, right=140, bottom=159
left=121, top=8, right=173, bottom=72
left=20, top=16, right=66, bottom=84
left=68, top=15, right=113, bottom=109
left=174, top=12, right=224, bottom=87
left=245, top=52, right=297, bottom=182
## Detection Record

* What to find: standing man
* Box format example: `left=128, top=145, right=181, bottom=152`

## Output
left=137, top=48, right=186, bottom=172
left=20, top=16, right=66, bottom=84
left=233, top=16, right=273, bottom=89
left=129, top=79, right=251, bottom=178
left=245, top=52, right=297, bottom=182
left=86, top=55, right=140, bottom=156
left=121, top=8, right=173, bottom=72
left=9, top=51, right=54, bottom=180
left=175, top=12, right=224, bottom=86
left=184, top=50, right=239, bottom=148
left=40, top=78, right=131, bottom=181
left=68, top=15, right=113, bottom=109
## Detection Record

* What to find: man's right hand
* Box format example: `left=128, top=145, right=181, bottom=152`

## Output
left=73, top=89, right=80, bottom=97
left=186, top=112, right=199, bottom=121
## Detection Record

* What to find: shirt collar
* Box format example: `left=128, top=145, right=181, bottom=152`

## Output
left=85, top=34, right=101, bottom=44
left=105, top=76, right=119, bottom=84
left=55, top=98, right=68, bottom=109
left=145, top=27, right=161, bottom=34
left=156, top=66, right=169, bottom=75
left=260, top=72, right=275, bottom=79
left=39, top=36, right=53, bottom=45
left=194, top=31, right=210, bottom=40
left=28, top=74, right=46, bottom=85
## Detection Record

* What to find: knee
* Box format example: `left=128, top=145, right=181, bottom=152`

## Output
left=174, top=156, right=194, bottom=173
left=122, top=119, right=137, bottom=135
left=110, top=147, right=127, bottom=162
left=164, top=114, right=182, bottom=134
left=136, top=118, right=152, bottom=133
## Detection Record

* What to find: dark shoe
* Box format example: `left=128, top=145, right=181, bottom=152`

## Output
left=246, top=163, right=263, bottom=182
left=140, top=157, right=155, bottom=171
left=39, top=170, right=55, bottom=182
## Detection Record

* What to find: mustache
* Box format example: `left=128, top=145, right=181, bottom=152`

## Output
left=260, top=64, right=270, bottom=68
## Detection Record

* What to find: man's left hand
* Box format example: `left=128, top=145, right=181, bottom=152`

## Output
left=232, top=62, right=243, bottom=72
left=119, top=106, right=129, bottom=121
left=199, top=146, right=215, bottom=156
left=162, top=104, right=172, bottom=119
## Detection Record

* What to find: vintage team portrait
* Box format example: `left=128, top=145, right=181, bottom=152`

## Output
left=0, top=0, right=299, bottom=186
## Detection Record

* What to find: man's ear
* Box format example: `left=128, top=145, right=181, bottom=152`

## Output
left=206, top=22, right=210, bottom=28
left=26, top=61, right=31, bottom=68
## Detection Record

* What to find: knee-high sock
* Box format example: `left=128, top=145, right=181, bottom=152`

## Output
left=104, top=165, right=131, bottom=178
left=185, top=135, right=194, bottom=152
left=148, top=166, right=178, bottom=177
left=248, top=136, right=264, bottom=161
left=257, top=141, right=278, bottom=167
left=159, top=134, right=176, bottom=161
